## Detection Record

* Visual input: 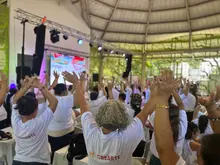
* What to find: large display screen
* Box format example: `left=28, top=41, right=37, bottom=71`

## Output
left=50, top=52, right=85, bottom=85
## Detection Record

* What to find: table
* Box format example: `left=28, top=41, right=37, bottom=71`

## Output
left=0, top=127, right=15, bottom=165
left=53, top=146, right=88, bottom=165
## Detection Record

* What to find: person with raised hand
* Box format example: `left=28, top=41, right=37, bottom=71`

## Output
left=154, top=70, right=220, bottom=165
left=48, top=71, right=59, bottom=91
left=199, top=86, right=220, bottom=134
left=64, top=71, right=158, bottom=165
left=47, top=71, right=77, bottom=163
left=0, top=72, right=8, bottom=129
left=12, top=76, right=58, bottom=165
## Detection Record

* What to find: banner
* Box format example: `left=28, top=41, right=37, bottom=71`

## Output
left=0, top=5, right=9, bottom=75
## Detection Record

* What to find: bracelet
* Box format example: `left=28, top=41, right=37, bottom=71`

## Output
left=208, top=117, right=220, bottom=122
left=156, top=105, right=169, bottom=109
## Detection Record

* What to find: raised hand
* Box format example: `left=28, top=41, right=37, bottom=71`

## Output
left=22, top=76, right=34, bottom=89
left=0, top=72, right=7, bottom=84
left=62, top=71, right=78, bottom=84
left=107, top=81, right=114, bottom=90
left=199, top=86, right=220, bottom=114
left=154, top=69, right=180, bottom=99
left=31, top=76, right=43, bottom=89
left=79, top=72, right=86, bottom=82
left=53, top=71, right=59, bottom=80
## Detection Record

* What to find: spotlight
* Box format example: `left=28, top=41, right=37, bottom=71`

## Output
left=63, top=35, right=68, bottom=40
left=50, top=29, right=60, bottom=43
left=104, top=48, right=108, bottom=52
left=110, top=50, right=114, bottom=54
left=98, top=45, right=102, bottom=51
left=123, top=53, right=126, bottom=57
left=77, top=39, right=83, bottom=45
left=89, top=43, right=93, bottom=47
left=115, top=51, right=119, bottom=55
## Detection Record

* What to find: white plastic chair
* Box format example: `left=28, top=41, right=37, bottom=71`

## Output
left=0, top=154, right=7, bottom=165
left=133, top=140, right=151, bottom=165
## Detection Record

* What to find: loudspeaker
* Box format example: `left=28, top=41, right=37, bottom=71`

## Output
left=32, top=24, right=46, bottom=75
left=93, top=73, right=99, bottom=82
left=122, top=71, right=129, bottom=79
left=16, top=66, right=31, bottom=85
left=125, top=54, right=132, bottom=72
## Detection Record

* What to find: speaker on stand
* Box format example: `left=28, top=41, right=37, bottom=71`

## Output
left=31, top=24, right=46, bottom=76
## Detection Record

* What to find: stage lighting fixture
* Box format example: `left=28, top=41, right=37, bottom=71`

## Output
left=98, top=45, right=102, bottom=51
left=63, top=35, right=68, bottom=40
left=89, top=43, right=93, bottom=47
left=123, top=53, right=126, bottom=57
left=115, top=51, right=119, bottom=55
left=78, top=39, right=83, bottom=45
left=104, top=48, right=108, bottom=52
left=110, top=50, right=114, bottom=54
left=50, top=29, right=60, bottom=43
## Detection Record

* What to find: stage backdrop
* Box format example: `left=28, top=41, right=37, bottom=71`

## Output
left=50, top=52, right=85, bottom=85
left=0, top=5, right=9, bottom=75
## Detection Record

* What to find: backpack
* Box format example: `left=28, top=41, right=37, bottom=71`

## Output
left=67, top=133, right=87, bottom=165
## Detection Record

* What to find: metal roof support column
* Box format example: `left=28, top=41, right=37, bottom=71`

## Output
left=99, top=52, right=104, bottom=83
left=85, top=0, right=91, bottom=27
left=141, top=0, right=153, bottom=85
left=185, top=0, right=192, bottom=49
left=100, top=0, right=119, bottom=39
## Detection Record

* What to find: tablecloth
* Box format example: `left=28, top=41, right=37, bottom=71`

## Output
left=0, top=127, right=15, bottom=165
left=53, top=146, right=88, bottom=165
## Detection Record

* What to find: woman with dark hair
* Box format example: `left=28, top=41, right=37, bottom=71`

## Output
left=12, top=77, right=58, bottom=165
left=182, top=122, right=200, bottom=165
left=153, top=70, right=220, bottom=165
left=149, top=88, right=187, bottom=165
left=192, top=115, right=213, bottom=139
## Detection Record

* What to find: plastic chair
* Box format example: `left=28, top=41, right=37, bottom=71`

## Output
left=0, top=154, right=7, bottom=165
left=133, top=140, right=151, bottom=165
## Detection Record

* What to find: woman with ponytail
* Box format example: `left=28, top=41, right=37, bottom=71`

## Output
left=192, top=115, right=213, bottom=139
left=149, top=89, right=187, bottom=165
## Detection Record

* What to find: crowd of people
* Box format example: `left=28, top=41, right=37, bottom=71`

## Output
left=0, top=68, right=220, bottom=165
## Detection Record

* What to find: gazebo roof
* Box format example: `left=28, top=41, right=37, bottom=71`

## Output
left=80, top=0, right=220, bottom=44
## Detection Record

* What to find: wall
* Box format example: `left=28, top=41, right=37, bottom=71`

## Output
left=0, top=5, right=9, bottom=75
left=8, top=0, right=90, bottom=83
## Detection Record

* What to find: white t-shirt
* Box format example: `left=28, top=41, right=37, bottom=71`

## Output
left=145, top=88, right=151, bottom=103
left=182, top=140, right=197, bottom=165
left=0, top=106, right=7, bottom=121
left=123, top=103, right=135, bottom=121
left=12, top=104, right=53, bottom=163
left=37, top=103, right=47, bottom=116
left=88, top=96, right=107, bottom=117
left=192, top=118, right=213, bottom=138
left=81, top=112, right=144, bottom=165
left=125, top=87, right=132, bottom=104
left=149, top=110, right=188, bottom=158
left=112, top=88, right=120, bottom=100
left=180, top=93, right=196, bottom=112
left=176, top=157, right=186, bottom=165
left=48, top=95, right=74, bottom=131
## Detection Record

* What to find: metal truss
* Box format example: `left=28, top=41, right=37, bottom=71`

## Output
left=14, top=8, right=134, bottom=55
